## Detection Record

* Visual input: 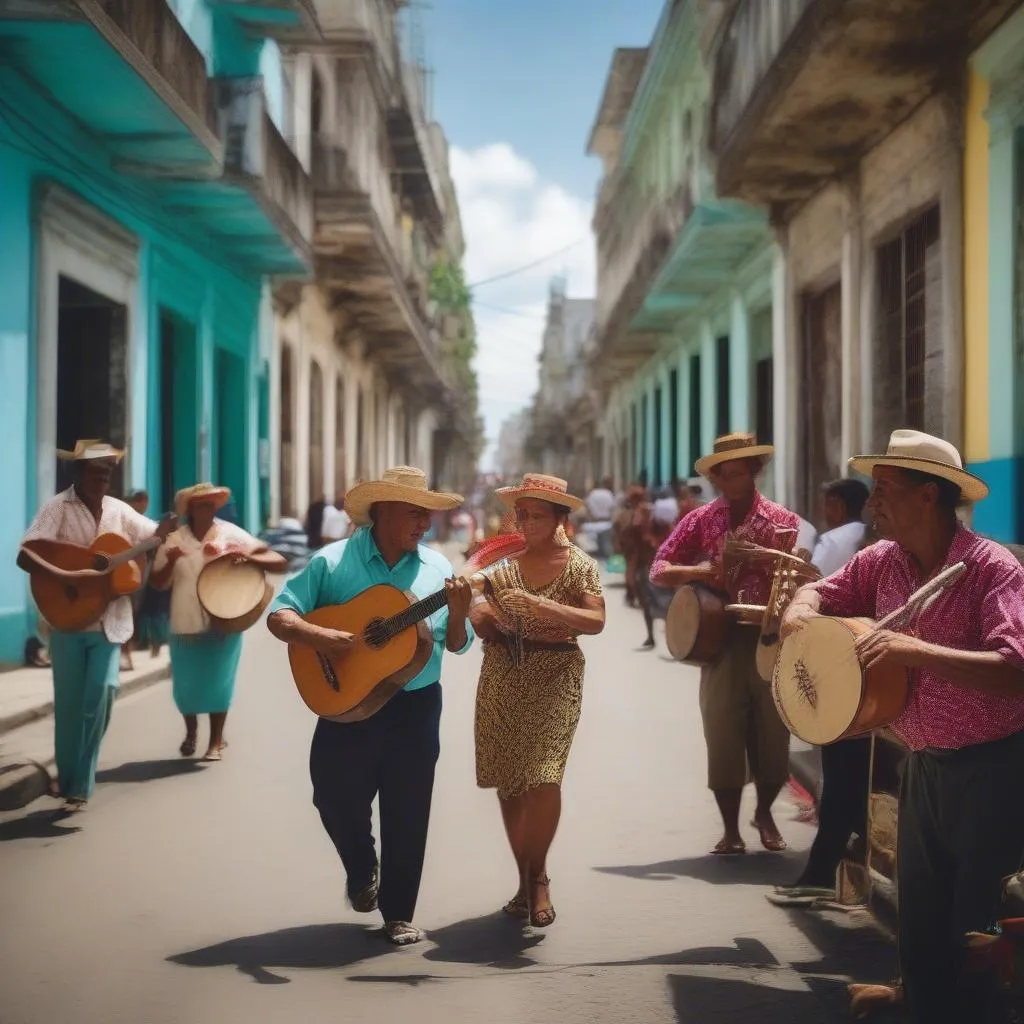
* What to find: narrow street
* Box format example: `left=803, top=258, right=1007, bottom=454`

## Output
left=0, top=580, right=896, bottom=1024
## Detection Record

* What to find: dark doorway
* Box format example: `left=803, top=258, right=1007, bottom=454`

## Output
left=158, top=310, right=198, bottom=515
left=715, top=335, right=731, bottom=437
left=689, top=354, right=702, bottom=474
left=56, top=277, right=128, bottom=495
left=309, top=360, right=324, bottom=502
left=802, top=282, right=843, bottom=517
left=356, top=388, right=367, bottom=481
left=668, top=369, right=679, bottom=483
left=280, top=344, right=295, bottom=517
left=214, top=347, right=247, bottom=522
left=334, top=376, right=346, bottom=495
left=653, top=385, right=663, bottom=487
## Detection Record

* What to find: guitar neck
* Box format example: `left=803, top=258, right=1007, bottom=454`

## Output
left=106, top=535, right=163, bottom=569
left=376, top=589, right=449, bottom=641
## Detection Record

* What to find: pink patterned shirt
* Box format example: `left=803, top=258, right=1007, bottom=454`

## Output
left=650, top=492, right=801, bottom=604
left=810, top=526, right=1024, bottom=751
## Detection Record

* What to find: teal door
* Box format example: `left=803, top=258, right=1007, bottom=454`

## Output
left=158, top=310, right=198, bottom=515
left=214, top=347, right=247, bottom=522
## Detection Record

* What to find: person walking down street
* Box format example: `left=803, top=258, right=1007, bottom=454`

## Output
left=634, top=487, right=678, bottom=650
left=16, top=441, right=173, bottom=814
left=584, top=477, right=616, bottom=560
left=267, top=467, right=474, bottom=947
left=783, top=431, right=1024, bottom=1024
left=651, top=433, right=800, bottom=856
left=471, top=474, right=606, bottom=928
left=150, top=484, right=277, bottom=762
left=613, top=485, right=646, bottom=608
left=767, top=477, right=871, bottom=907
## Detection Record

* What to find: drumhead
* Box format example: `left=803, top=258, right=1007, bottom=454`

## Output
left=197, top=558, right=266, bottom=620
left=772, top=617, right=862, bottom=745
left=665, top=587, right=700, bottom=662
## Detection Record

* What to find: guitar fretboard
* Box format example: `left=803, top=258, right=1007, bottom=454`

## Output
left=372, top=589, right=449, bottom=642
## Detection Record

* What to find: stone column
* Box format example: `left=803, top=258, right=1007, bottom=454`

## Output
left=699, top=321, right=716, bottom=456
left=840, top=176, right=862, bottom=469
left=728, top=292, right=751, bottom=433
left=771, top=236, right=797, bottom=509
left=659, top=363, right=672, bottom=485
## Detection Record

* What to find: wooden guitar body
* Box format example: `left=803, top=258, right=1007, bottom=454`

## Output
left=25, top=533, right=145, bottom=632
left=288, top=584, right=435, bottom=722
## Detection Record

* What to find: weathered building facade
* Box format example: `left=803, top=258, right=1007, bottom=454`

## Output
left=587, top=0, right=779, bottom=497
left=707, top=0, right=1021, bottom=519
left=524, top=281, right=597, bottom=494
left=270, top=0, right=475, bottom=519
left=0, top=0, right=315, bottom=663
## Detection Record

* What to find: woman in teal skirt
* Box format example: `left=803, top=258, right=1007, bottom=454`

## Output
left=151, top=483, right=264, bottom=761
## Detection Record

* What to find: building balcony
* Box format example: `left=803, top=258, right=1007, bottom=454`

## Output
left=312, top=137, right=447, bottom=396
left=709, top=0, right=1020, bottom=209
left=0, top=0, right=221, bottom=173
left=206, top=0, right=322, bottom=43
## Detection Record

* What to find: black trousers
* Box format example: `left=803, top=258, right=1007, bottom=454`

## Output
left=309, top=683, right=442, bottom=924
left=898, top=729, right=1024, bottom=1023
left=800, top=736, right=872, bottom=887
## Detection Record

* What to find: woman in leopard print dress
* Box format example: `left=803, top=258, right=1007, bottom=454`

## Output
left=471, top=474, right=606, bottom=928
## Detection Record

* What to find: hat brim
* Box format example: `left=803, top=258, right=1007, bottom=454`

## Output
left=495, top=487, right=585, bottom=512
left=57, top=449, right=125, bottom=463
left=695, top=445, right=775, bottom=479
left=848, top=455, right=989, bottom=503
left=176, top=488, right=231, bottom=516
left=344, top=482, right=464, bottom=526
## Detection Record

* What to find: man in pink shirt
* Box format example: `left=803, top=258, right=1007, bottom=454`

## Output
left=783, top=430, right=1024, bottom=1024
left=652, top=433, right=802, bottom=856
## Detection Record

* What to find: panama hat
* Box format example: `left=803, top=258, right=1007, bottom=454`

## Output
left=849, top=430, right=988, bottom=503
left=694, top=432, right=774, bottom=478
left=344, top=466, right=463, bottom=526
left=495, top=473, right=585, bottom=512
left=175, top=482, right=231, bottom=517
left=56, top=439, right=125, bottom=463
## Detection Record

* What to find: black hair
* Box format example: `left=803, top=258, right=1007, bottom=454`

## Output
left=128, top=490, right=148, bottom=502
left=822, top=479, right=869, bottom=520
left=900, top=468, right=963, bottom=512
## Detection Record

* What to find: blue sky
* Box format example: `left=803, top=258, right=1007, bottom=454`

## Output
left=418, top=0, right=664, bottom=461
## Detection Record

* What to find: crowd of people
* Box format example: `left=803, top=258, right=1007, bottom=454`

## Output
left=15, top=425, right=1024, bottom=1022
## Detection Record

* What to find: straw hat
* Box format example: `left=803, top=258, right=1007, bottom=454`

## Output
left=849, top=430, right=988, bottom=503
left=175, top=482, right=231, bottom=517
left=495, top=473, right=585, bottom=512
left=694, top=432, right=774, bottom=478
left=344, top=466, right=463, bottom=527
left=56, top=439, right=124, bottom=463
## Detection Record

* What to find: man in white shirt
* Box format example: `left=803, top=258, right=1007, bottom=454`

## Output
left=321, top=495, right=352, bottom=544
left=584, top=478, right=616, bottom=559
left=810, top=478, right=869, bottom=575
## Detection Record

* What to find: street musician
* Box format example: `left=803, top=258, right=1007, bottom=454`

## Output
left=650, top=433, right=802, bottom=856
left=17, top=440, right=173, bottom=814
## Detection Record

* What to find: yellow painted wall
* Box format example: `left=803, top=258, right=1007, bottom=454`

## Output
left=964, top=69, right=990, bottom=464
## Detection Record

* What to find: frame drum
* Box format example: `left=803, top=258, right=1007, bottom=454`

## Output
left=665, top=584, right=729, bottom=666
left=771, top=616, right=909, bottom=745
left=197, top=555, right=273, bottom=634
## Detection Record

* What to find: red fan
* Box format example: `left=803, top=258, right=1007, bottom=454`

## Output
left=464, top=532, right=526, bottom=574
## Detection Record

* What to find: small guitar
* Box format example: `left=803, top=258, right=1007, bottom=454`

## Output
left=22, top=515, right=177, bottom=632
left=288, top=533, right=526, bottom=722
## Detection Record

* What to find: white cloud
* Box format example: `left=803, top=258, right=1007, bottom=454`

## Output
left=450, top=143, right=596, bottom=467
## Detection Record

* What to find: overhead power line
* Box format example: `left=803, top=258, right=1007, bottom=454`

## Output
left=467, top=238, right=587, bottom=289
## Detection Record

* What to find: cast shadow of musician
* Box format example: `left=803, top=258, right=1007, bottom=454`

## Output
left=95, top=759, right=206, bottom=785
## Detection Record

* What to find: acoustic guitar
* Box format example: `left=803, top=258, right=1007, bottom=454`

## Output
left=288, top=532, right=527, bottom=722
left=22, top=516, right=176, bottom=632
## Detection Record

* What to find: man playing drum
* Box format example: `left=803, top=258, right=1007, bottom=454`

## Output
left=782, top=430, right=1024, bottom=1024
left=651, top=433, right=801, bottom=856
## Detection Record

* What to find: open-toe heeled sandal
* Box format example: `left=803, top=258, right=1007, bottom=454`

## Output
left=179, top=736, right=197, bottom=757
left=502, top=892, right=529, bottom=919
left=528, top=875, right=556, bottom=928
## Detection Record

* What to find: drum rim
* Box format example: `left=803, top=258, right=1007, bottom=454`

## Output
left=197, top=558, right=267, bottom=620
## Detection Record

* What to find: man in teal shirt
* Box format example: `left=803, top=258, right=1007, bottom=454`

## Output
left=268, top=468, right=474, bottom=946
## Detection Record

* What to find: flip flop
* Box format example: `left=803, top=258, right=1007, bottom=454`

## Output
left=711, top=838, right=747, bottom=856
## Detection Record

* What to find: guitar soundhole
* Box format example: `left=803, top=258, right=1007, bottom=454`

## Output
left=363, top=618, right=389, bottom=649
left=64, top=585, right=79, bottom=603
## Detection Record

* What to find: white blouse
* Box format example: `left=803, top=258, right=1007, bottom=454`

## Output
left=154, top=520, right=259, bottom=635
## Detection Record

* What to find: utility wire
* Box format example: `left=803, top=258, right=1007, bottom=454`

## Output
left=467, top=238, right=586, bottom=289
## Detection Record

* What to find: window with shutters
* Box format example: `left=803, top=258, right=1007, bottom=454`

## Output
left=802, top=282, right=843, bottom=516
left=874, top=205, right=942, bottom=449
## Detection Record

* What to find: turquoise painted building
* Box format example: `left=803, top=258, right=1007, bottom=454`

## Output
left=0, top=0, right=317, bottom=665
left=587, top=0, right=777, bottom=496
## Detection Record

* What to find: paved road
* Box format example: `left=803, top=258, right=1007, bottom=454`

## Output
left=0, top=581, right=896, bottom=1023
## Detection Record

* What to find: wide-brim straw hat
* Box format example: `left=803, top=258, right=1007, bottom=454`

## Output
left=694, top=432, right=774, bottom=478
left=344, top=466, right=463, bottom=527
left=849, top=429, right=988, bottom=503
left=56, top=439, right=125, bottom=463
left=495, top=473, right=585, bottom=512
left=175, top=483, right=231, bottom=517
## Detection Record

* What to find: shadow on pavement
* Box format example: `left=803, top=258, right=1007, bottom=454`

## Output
left=97, top=759, right=206, bottom=784
left=787, top=907, right=897, bottom=980
left=594, top=852, right=801, bottom=886
left=593, top=936, right=779, bottom=970
left=168, top=923, right=394, bottom=984
left=0, top=808, right=82, bottom=842
left=423, top=912, right=545, bottom=969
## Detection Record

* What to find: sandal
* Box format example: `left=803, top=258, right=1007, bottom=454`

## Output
left=179, top=736, right=197, bottom=758
left=349, top=866, right=380, bottom=914
left=58, top=798, right=87, bottom=815
left=502, top=891, right=529, bottom=919
left=203, top=741, right=228, bottom=762
left=711, top=837, right=747, bottom=856
left=383, top=921, right=423, bottom=946
left=528, top=875, right=556, bottom=928
left=750, top=818, right=787, bottom=852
